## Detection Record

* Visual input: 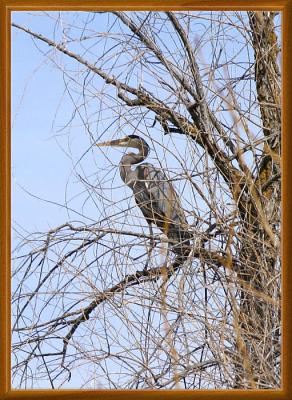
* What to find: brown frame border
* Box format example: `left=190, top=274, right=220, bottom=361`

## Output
left=1, top=1, right=291, bottom=399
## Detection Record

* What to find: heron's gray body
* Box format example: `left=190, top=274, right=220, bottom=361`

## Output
left=97, top=135, right=190, bottom=257
left=132, top=163, right=189, bottom=241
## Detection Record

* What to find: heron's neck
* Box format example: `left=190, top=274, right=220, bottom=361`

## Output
left=119, top=144, right=149, bottom=185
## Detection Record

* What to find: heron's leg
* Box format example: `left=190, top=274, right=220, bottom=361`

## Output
left=144, top=222, right=155, bottom=271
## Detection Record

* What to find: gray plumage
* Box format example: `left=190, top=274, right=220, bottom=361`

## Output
left=96, top=135, right=190, bottom=257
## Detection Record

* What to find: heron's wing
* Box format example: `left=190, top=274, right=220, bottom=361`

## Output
left=134, top=163, right=188, bottom=230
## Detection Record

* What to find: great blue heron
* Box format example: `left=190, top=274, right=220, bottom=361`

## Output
left=96, top=135, right=190, bottom=260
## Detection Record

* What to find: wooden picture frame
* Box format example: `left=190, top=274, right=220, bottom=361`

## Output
left=1, top=1, right=291, bottom=399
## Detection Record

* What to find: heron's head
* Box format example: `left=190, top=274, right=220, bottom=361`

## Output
left=96, top=135, right=149, bottom=152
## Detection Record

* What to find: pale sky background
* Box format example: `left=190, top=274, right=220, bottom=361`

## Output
left=12, top=12, right=77, bottom=234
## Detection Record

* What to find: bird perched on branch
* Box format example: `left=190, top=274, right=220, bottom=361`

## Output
left=96, top=135, right=190, bottom=263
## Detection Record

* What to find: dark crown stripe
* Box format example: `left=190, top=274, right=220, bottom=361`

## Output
left=128, top=134, right=141, bottom=139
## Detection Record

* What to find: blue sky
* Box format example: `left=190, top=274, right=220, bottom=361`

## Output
left=12, top=13, right=72, bottom=233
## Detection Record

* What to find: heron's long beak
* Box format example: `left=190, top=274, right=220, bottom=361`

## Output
left=95, top=138, right=128, bottom=148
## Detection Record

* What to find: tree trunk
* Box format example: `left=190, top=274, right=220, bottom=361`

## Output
left=234, top=12, right=281, bottom=388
